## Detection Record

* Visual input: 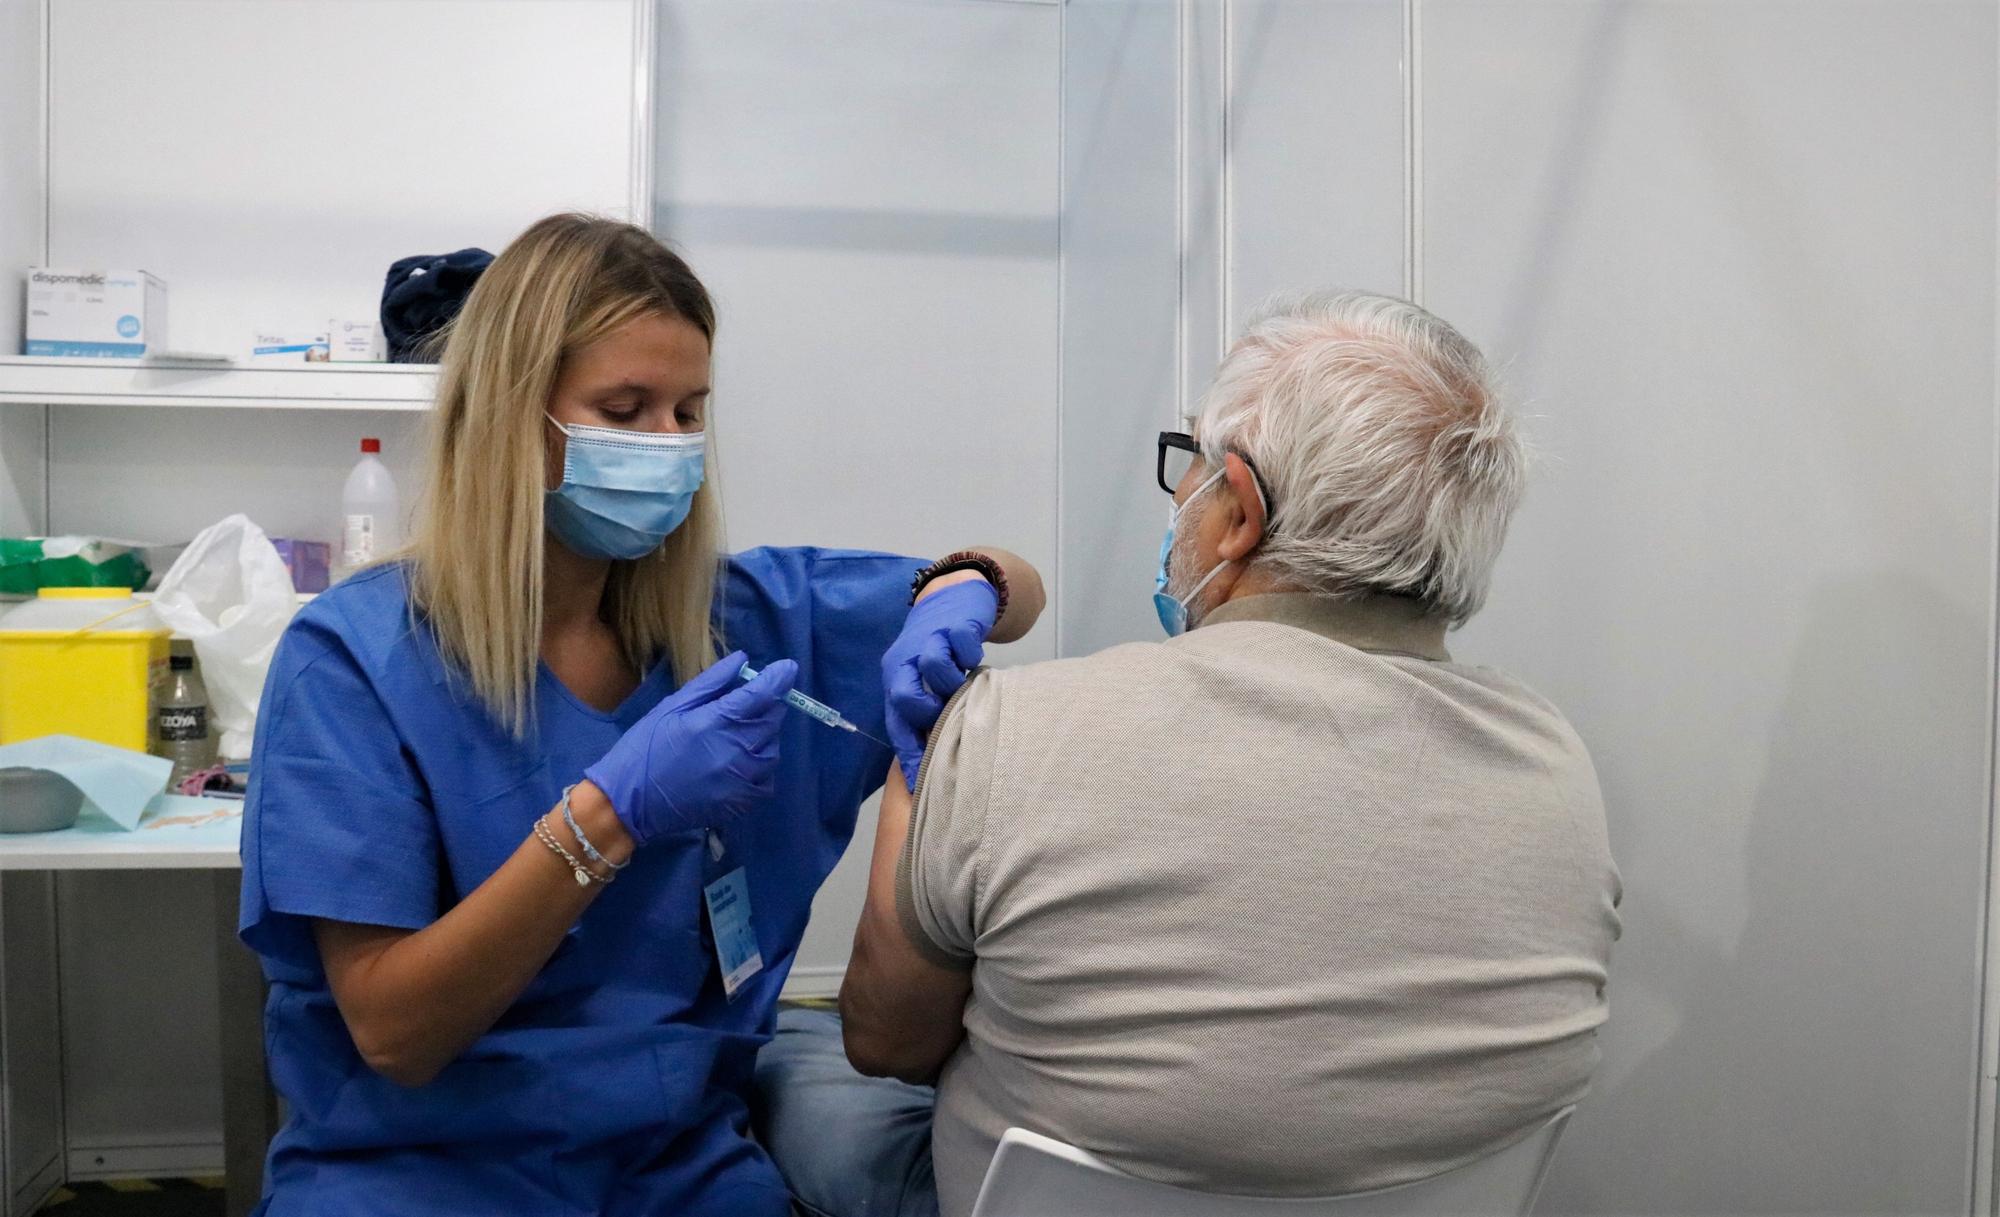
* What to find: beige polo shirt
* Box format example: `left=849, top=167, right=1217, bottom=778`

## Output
left=897, top=593, right=1622, bottom=1217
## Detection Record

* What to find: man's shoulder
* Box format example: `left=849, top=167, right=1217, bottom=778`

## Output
left=970, top=624, right=1376, bottom=722
left=977, top=638, right=1187, bottom=706
left=941, top=640, right=1212, bottom=773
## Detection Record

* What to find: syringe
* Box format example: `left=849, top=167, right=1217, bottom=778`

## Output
left=739, top=663, right=888, bottom=746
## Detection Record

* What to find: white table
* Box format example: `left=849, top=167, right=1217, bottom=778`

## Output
left=0, top=800, right=272, bottom=1217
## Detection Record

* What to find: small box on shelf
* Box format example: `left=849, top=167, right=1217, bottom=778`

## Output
left=328, top=319, right=384, bottom=362
left=249, top=330, right=330, bottom=363
left=25, top=268, right=168, bottom=359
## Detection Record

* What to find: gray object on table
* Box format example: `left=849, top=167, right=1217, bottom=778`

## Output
left=0, top=769, right=83, bottom=834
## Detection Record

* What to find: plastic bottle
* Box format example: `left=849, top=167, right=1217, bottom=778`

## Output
left=336, top=437, right=400, bottom=580
left=153, top=647, right=218, bottom=789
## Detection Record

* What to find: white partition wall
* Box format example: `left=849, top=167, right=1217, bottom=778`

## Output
left=1078, top=1, right=2000, bottom=1212
left=44, top=0, right=641, bottom=357
left=0, top=0, right=41, bottom=370
left=1056, top=0, right=1413, bottom=663
left=1057, top=0, right=1180, bottom=656
left=653, top=0, right=1062, bottom=989
left=0, top=0, right=46, bottom=543
left=1225, top=0, right=1406, bottom=304
left=1424, top=5, right=1998, bottom=1212
left=40, top=0, right=642, bottom=541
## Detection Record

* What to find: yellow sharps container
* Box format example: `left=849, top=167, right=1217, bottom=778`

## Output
left=0, top=588, right=170, bottom=751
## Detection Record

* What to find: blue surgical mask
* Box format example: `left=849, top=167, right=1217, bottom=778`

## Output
left=1153, top=467, right=1231, bottom=637
left=544, top=416, right=706, bottom=560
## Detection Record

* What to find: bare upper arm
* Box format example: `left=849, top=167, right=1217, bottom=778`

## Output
left=840, top=925, right=971, bottom=1083
left=840, top=761, right=977, bottom=1081
left=311, top=918, right=419, bottom=1040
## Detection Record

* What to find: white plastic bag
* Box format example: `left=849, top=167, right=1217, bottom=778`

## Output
left=151, top=514, right=299, bottom=758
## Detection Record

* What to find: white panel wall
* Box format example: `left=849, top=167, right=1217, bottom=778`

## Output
left=47, top=0, right=637, bottom=357
left=1199, top=0, right=2000, bottom=1207
left=1182, top=0, right=1229, bottom=413
left=1057, top=0, right=1411, bottom=662
left=43, top=0, right=640, bottom=546
left=0, top=0, right=41, bottom=359
left=1226, top=0, right=1405, bottom=311
left=1422, top=3, right=1997, bottom=1213
left=1057, top=0, right=1180, bottom=657
left=653, top=0, right=1061, bottom=988
left=31, top=0, right=645, bottom=1166
left=0, top=0, right=47, bottom=540
left=48, top=407, right=426, bottom=546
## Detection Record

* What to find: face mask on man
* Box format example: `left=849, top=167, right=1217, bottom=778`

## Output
left=543, top=415, right=705, bottom=560
left=1152, top=466, right=1232, bottom=637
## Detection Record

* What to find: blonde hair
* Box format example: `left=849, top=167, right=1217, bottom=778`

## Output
left=409, top=213, right=721, bottom=735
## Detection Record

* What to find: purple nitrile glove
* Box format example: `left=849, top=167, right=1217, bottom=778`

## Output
left=881, top=579, right=998, bottom=790
left=584, top=651, right=799, bottom=847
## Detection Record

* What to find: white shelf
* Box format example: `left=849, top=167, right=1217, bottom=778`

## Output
left=0, top=356, right=434, bottom=411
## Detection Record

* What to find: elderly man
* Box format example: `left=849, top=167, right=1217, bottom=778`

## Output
left=752, top=291, right=1621, bottom=1217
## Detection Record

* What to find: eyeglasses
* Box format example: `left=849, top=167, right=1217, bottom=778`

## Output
left=1157, top=429, right=1277, bottom=517
left=1157, top=431, right=1203, bottom=494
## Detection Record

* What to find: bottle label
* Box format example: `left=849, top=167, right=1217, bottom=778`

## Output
left=157, top=705, right=208, bottom=742
left=342, top=514, right=375, bottom=566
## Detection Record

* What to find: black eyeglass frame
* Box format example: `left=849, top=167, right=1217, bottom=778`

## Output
left=1156, top=430, right=1274, bottom=515
left=1156, top=431, right=1203, bottom=495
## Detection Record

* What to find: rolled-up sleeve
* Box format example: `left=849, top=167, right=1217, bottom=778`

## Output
left=239, top=616, right=438, bottom=978
left=895, top=669, right=1005, bottom=969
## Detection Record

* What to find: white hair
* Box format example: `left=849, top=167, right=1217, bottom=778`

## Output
left=1191, top=290, right=1525, bottom=625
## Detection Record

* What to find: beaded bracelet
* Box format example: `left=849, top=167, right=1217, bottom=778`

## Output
left=559, top=784, right=627, bottom=874
left=535, top=814, right=612, bottom=887
left=909, top=551, right=1010, bottom=619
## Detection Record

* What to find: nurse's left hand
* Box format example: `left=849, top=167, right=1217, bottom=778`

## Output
left=882, top=578, right=997, bottom=790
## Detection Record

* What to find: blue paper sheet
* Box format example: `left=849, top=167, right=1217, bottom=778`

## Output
left=0, top=735, right=171, bottom=829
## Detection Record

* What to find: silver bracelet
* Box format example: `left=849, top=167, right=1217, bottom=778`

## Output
left=560, top=784, right=627, bottom=872
left=535, top=814, right=611, bottom=887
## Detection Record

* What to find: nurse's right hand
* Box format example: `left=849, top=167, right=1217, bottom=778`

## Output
left=584, top=651, right=799, bottom=847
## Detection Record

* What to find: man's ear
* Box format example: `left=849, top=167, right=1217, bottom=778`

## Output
left=1215, top=453, right=1267, bottom=562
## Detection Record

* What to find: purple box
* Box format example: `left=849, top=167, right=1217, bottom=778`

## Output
left=271, top=538, right=331, bottom=593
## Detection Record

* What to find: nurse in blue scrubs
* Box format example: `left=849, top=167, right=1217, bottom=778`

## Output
left=236, top=213, right=1043, bottom=1216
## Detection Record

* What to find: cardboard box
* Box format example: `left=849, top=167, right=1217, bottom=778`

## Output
left=249, top=330, right=330, bottom=363
left=24, top=268, right=169, bottom=358
left=327, top=319, right=383, bottom=362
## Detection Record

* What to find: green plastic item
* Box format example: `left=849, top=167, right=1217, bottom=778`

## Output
left=0, top=539, right=40, bottom=596
left=0, top=538, right=150, bottom=593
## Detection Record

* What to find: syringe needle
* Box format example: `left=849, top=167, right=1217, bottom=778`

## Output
left=739, top=663, right=890, bottom=747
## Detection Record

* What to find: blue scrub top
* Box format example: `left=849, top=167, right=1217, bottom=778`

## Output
left=238, top=547, right=920, bottom=1217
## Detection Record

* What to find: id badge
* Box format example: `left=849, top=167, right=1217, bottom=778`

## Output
left=702, top=866, right=764, bottom=1000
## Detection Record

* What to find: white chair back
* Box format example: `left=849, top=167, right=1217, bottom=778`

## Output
left=967, top=1106, right=1575, bottom=1217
